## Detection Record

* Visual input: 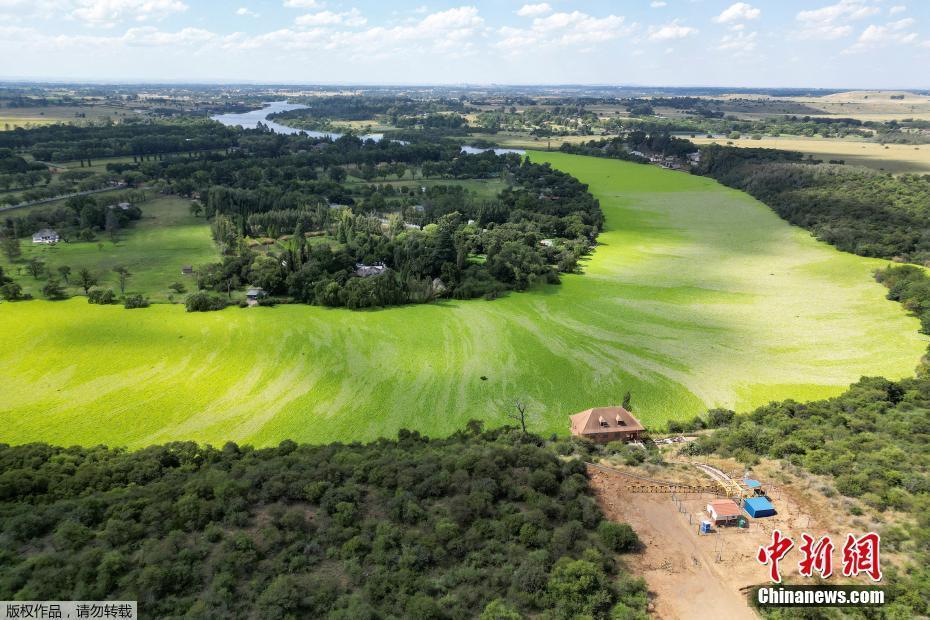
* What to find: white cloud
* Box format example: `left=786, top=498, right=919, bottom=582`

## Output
left=122, top=25, right=215, bottom=46
left=650, top=1, right=666, bottom=8
left=283, top=0, right=321, bottom=8
left=0, top=0, right=67, bottom=20
left=236, top=7, right=258, bottom=18
left=236, top=6, right=486, bottom=57
left=516, top=3, right=550, bottom=17
left=648, top=20, right=698, bottom=41
left=717, top=30, right=757, bottom=53
left=794, top=0, right=879, bottom=39
left=889, top=5, right=906, bottom=15
left=497, top=10, right=632, bottom=51
left=713, top=3, right=760, bottom=24
left=0, top=24, right=223, bottom=51
left=71, top=0, right=188, bottom=26
left=296, top=8, right=365, bottom=27
left=844, top=17, right=919, bottom=52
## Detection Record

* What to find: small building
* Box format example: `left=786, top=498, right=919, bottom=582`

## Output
left=743, top=478, right=765, bottom=496
left=354, top=263, right=386, bottom=278
left=569, top=406, right=645, bottom=444
left=32, top=228, right=60, bottom=244
left=540, top=238, right=555, bottom=248
left=181, top=265, right=194, bottom=275
left=245, top=287, right=266, bottom=306
left=743, top=497, right=776, bottom=518
left=706, top=499, right=741, bottom=526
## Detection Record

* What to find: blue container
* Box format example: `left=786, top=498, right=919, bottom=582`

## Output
left=744, top=497, right=776, bottom=518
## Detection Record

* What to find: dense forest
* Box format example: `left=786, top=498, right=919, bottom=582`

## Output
left=0, top=426, right=648, bottom=619
left=0, top=120, right=240, bottom=162
left=695, top=145, right=930, bottom=262
left=557, top=133, right=697, bottom=161
left=194, top=151, right=602, bottom=309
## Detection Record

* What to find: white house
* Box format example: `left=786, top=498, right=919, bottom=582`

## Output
left=354, top=263, right=386, bottom=278
left=32, top=229, right=60, bottom=244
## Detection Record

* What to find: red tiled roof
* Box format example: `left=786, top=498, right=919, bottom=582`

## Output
left=708, top=499, right=741, bottom=517
left=570, top=406, right=645, bottom=435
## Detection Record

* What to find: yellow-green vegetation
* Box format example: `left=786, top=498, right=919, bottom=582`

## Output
left=1, top=197, right=218, bottom=302
left=692, top=135, right=930, bottom=175
left=0, top=154, right=925, bottom=447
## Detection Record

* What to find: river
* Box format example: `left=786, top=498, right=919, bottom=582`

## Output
left=212, top=101, right=524, bottom=155
left=212, top=101, right=384, bottom=141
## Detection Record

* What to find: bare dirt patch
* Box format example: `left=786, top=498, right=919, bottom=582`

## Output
left=588, top=461, right=860, bottom=619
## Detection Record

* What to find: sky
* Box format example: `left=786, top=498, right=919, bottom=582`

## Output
left=0, top=0, right=928, bottom=87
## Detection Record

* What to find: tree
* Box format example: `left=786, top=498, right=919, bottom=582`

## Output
left=189, top=201, right=203, bottom=218
left=169, top=281, right=187, bottom=294
left=113, top=265, right=131, bottom=295
left=597, top=521, right=640, bottom=552
left=479, top=599, right=521, bottom=620
left=42, top=278, right=67, bottom=300
left=546, top=558, right=615, bottom=619
left=0, top=282, right=24, bottom=301
left=1, top=233, right=21, bottom=262
left=77, top=268, right=97, bottom=294
left=105, top=208, right=120, bottom=242
left=224, top=274, right=240, bottom=298
left=508, top=400, right=529, bottom=434
left=622, top=391, right=632, bottom=411
left=57, top=265, right=71, bottom=284
left=327, top=165, right=347, bottom=183
left=26, top=257, right=45, bottom=280
left=249, top=255, right=285, bottom=294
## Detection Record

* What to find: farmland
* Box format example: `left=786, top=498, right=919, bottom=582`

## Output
left=0, top=105, right=134, bottom=130
left=0, top=154, right=925, bottom=447
left=691, top=135, right=930, bottom=175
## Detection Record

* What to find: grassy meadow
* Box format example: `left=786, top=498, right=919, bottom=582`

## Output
left=0, top=154, right=925, bottom=447
left=1, top=197, right=218, bottom=302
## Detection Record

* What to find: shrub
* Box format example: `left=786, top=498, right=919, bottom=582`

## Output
left=597, top=521, right=640, bottom=553
left=185, top=292, right=227, bottom=312
left=0, top=282, right=25, bottom=301
left=123, top=294, right=149, bottom=309
left=87, top=289, right=117, bottom=304
left=42, top=279, right=67, bottom=300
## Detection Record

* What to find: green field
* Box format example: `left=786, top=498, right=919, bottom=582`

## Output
left=1, top=197, right=218, bottom=302
left=0, top=153, right=925, bottom=447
